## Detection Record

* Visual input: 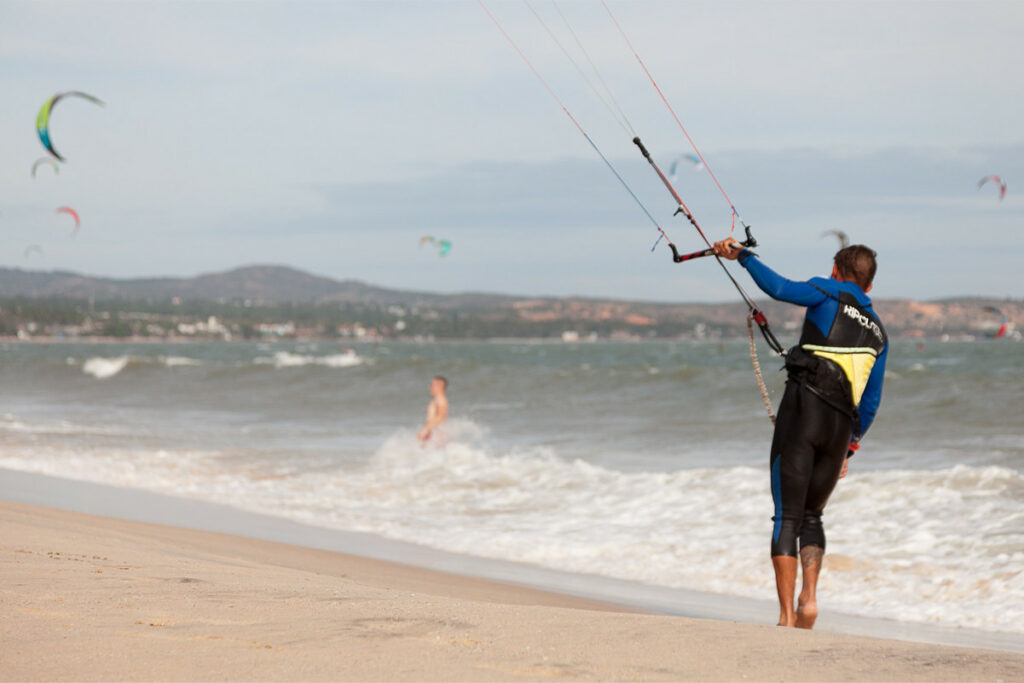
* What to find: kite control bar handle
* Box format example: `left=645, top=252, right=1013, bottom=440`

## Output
left=668, top=244, right=714, bottom=263
left=668, top=225, right=758, bottom=263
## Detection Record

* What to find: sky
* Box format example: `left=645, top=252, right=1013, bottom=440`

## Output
left=2, top=0, right=1022, bottom=303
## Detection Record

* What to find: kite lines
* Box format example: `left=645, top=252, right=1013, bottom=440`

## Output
left=476, top=0, right=674, bottom=253
left=599, top=0, right=746, bottom=233
left=479, top=0, right=785, bottom=418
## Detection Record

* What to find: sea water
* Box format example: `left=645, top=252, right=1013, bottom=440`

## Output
left=0, top=339, right=1021, bottom=634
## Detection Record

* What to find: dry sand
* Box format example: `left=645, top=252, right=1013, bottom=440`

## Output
left=2, top=500, right=1022, bottom=682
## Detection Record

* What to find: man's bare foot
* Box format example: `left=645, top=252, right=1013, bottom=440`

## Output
left=796, top=545, right=824, bottom=629
left=777, top=613, right=796, bottom=627
left=795, top=599, right=818, bottom=629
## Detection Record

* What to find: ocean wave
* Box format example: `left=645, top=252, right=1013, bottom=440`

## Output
left=79, top=354, right=203, bottom=378
left=253, top=351, right=365, bottom=369
left=0, top=414, right=132, bottom=437
left=82, top=356, right=130, bottom=379
left=161, top=356, right=202, bottom=367
left=0, top=421, right=1020, bottom=635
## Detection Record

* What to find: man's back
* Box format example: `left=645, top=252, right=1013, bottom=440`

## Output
left=739, top=253, right=888, bottom=438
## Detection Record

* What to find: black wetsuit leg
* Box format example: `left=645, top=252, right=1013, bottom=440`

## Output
left=769, top=379, right=852, bottom=557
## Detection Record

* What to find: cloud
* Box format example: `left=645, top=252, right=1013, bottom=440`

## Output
left=310, top=143, right=1024, bottom=229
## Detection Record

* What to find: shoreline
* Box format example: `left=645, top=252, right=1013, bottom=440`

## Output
left=4, top=498, right=1024, bottom=681
left=1, top=333, right=1012, bottom=344
left=3, top=467, right=1022, bottom=657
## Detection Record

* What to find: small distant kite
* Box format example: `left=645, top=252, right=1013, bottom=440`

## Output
left=23, top=244, right=44, bottom=259
left=36, top=91, right=105, bottom=162
left=984, top=305, right=1009, bottom=339
left=821, top=229, right=850, bottom=250
left=669, top=153, right=703, bottom=181
left=56, top=206, right=81, bottom=235
left=978, top=175, right=1006, bottom=200
left=31, top=157, right=60, bottom=178
left=419, top=236, right=451, bottom=256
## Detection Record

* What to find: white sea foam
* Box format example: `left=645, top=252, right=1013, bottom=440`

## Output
left=82, top=356, right=130, bottom=379
left=0, top=414, right=131, bottom=437
left=77, top=355, right=201, bottom=377
left=254, top=351, right=364, bottom=369
left=1, top=419, right=1020, bottom=635
left=161, top=356, right=202, bottom=367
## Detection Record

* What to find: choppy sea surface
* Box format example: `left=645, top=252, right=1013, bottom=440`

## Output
left=0, top=339, right=1021, bottom=634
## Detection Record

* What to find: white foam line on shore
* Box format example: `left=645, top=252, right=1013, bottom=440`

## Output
left=1, top=467, right=1020, bottom=655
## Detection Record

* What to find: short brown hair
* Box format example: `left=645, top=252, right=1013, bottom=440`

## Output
left=433, top=375, right=448, bottom=389
left=834, top=245, right=877, bottom=291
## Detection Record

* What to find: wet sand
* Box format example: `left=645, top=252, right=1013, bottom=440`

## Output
left=3, top=500, right=1023, bottom=682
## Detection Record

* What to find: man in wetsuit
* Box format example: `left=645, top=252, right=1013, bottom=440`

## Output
left=713, top=237, right=888, bottom=629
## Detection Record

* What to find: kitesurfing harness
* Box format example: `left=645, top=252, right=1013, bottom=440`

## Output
left=783, top=282, right=888, bottom=437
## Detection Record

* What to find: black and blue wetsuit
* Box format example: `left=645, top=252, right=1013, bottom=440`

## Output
left=738, top=250, right=888, bottom=557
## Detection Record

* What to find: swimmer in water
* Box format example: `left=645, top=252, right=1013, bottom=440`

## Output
left=417, top=376, right=449, bottom=445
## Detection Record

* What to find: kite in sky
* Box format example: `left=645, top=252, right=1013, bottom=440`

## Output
left=31, top=157, right=59, bottom=178
left=977, top=175, right=1006, bottom=200
left=419, top=236, right=451, bottom=256
left=56, top=206, right=81, bottom=235
left=820, top=229, right=850, bottom=250
left=668, top=153, right=703, bottom=181
left=36, top=91, right=105, bottom=162
left=984, top=305, right=1009, bottom=339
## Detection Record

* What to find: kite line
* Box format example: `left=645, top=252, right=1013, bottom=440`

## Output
left=481, top=1, right=787, bottom=419
left=524, top=1, right=783, bottom=354
left=600, top=0, right=745, bottom=232
left=477, top=0, right=675, bottom=252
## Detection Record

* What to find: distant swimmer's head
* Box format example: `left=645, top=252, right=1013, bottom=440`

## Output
left=833, top=245, right=877, bottom=292
left=430, top=375, right=448, bottom=395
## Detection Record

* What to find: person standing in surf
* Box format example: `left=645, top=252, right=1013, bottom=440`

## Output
left=417, top=376, right=449, bottom=446
left=713, top=238, right=888, bottom=629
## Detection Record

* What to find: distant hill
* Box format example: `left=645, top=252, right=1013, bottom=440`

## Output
left=0, top=265, right=518, bottom=308
left=0, top=265, right=415, bottom=305
left=0, top=264, right=1018, bottom=338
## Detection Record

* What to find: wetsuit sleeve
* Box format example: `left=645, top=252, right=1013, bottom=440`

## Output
left=855, top=341, right=887, bottom=440
left=738, top=251, right=829, bottom=307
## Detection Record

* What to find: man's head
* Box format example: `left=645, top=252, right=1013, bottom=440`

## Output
left=430, top=376, right=448, bottom=396
left=832, top=245, right=877, bottom=292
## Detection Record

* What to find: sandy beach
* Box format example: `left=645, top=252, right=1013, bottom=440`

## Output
left=3, top=500, right=1023, bottom=682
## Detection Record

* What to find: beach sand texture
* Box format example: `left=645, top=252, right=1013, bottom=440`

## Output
left=3, top=501, right=1023, bottom=682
